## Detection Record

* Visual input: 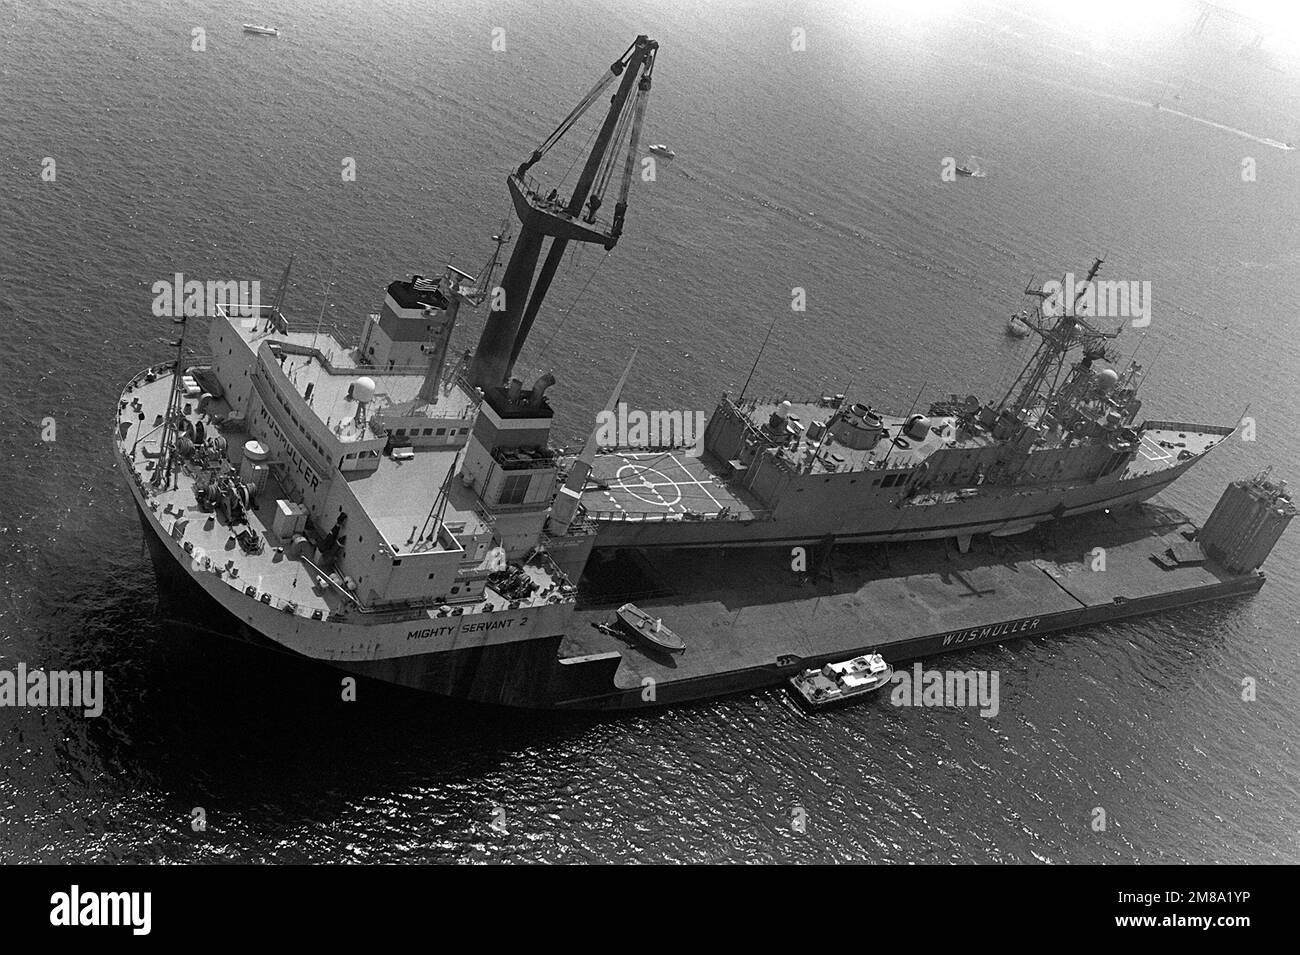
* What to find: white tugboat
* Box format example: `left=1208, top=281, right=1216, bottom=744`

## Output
left=789, top=654, right=894, bottom=709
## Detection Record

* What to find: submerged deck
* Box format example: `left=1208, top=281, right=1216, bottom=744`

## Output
left=557, top=499, right=1258, bottom=706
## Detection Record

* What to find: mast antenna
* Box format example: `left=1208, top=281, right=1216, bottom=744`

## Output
left=739, top=313, right=781, bottom=402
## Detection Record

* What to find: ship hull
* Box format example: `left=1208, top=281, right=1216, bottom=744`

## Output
left=135, top=502, right=629, bottom=707
left=131, top=484, right=1266, bottom=711
left=117, top=375, right=1267, bottom=712
left=587, top=457, right=1195, bottom=549
left=121, top=458, right=620, bottom=708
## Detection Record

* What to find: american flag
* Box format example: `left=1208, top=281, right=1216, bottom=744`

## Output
left=412, top=275, right=440, bottom=292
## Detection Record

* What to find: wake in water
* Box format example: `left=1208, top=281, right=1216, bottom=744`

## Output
left=983, top=58, right=1296, bottom=152
left=1150, top=101, right=1296, bottom=150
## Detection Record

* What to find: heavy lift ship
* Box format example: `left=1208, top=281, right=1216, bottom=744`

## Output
left=115, top=38, right=1292, bottom=709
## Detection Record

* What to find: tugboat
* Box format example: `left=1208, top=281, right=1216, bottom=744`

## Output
left=789, top=654, right=893, bottom=709
left=615, top=603, right=686, bottom=653
left=242, top=24, right=281, bottom=37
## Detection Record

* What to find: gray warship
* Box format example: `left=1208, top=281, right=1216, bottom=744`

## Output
left=580, top=258, right=1236, bottom=551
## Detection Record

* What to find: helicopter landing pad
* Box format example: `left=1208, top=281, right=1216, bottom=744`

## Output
left=582, top=451, right=755, bottom=520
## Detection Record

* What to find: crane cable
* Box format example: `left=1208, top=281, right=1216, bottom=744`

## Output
left=589, top=78, right=650, bottom=219
left=590, top=92, right=636, bottom=209
left=533, top=250, right=610, bottom=364
left=520, top=41, right=638, bottom=172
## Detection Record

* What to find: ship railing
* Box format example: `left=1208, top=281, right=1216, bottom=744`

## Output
left=1140, top=419, right=1237, bottom=437
left=297, top=554, right=364, bottom=609
left=583, top=507, right=773, bottom=523
left=199, top=545, right=544, bottom=622
left=278, top=320, right=358, bottom=345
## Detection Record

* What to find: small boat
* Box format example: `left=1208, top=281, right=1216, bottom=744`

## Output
left=615, top=603, right=686, bottom=653
left=788, top=654, right=893, bottom=709
left=648, top=144, right=676, bottom=159
left=1007, top=311, right=1031, bottom=337
left=243, top=23, right=280, bottom=37
left=955, top=164, right=975, bottom=177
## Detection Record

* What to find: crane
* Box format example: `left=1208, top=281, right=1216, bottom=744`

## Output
left=467, top=35, right=659, bottom=392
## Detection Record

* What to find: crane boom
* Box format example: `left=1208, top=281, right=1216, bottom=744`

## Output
left=467, top=36, right=658, bottom=392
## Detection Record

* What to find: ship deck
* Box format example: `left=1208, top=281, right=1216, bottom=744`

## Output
left=580, top=418, right=1233, bottom=524
left=117, top=368, right=519, bottom=617
left=557, top=499, right=1252, bottom=705
left=118, top=372, right=340, bottom=617
left=583, top=450, right=760, bottom=521
left=747, top=399, right=972, bottom=471
left=1125, top=424, right=1231, bottom=478
left=346, top=451, right=492, bottom=548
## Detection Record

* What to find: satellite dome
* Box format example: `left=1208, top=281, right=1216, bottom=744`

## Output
left=1097, top=368, right=1119, bottom=390
left=353, top=377, right=376, bottom=403
left=904, top=414, right=933, bottom=440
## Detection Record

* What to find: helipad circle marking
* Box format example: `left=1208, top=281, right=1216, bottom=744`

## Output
left=613, top=463, right=683, bottom=508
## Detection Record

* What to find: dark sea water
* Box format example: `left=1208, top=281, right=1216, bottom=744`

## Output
left=1, top=0, right=1298, bottom=863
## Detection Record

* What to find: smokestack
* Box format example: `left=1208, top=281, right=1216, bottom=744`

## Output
left=530, top=372, right=556, bottom=408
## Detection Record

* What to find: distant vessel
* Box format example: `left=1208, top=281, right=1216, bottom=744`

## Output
left=789, top=654, right=893, bottom=708
left=242, top=24, right=280, bottom=37
left=615, top=603, right=686, bottom=653
left=649, top=143, right=675, bottom=159
left=956, top=164, right=975, bottom=176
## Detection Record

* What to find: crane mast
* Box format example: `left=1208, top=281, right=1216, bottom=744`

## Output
left=467, top=35, right=659, bottom=391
